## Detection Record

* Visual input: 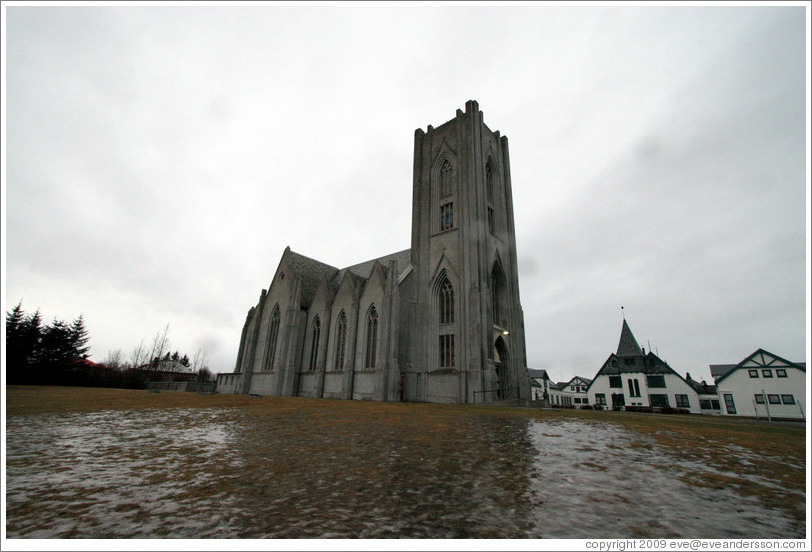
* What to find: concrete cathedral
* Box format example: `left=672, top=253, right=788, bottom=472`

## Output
left=216, top=101, right=530, bottom=404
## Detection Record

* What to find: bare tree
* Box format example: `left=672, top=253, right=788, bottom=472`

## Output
left=129, top=338, right=148, bottom=369
left=103, top=349, right=124, bottom=370
left=147, top=323, right=171, bottom=370
left=192, top=347, right=209, bottom=374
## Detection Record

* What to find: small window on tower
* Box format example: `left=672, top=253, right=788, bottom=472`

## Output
left=440, top=202, right=454, bottom=231
left=488, top=208, right=495, bottom=234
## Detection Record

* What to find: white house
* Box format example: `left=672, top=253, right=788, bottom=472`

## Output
left=711, top=349, right=806, bottom=421
left=587, top=319, right=703, bottom=414
left=549, top=376, right=592, bottom=407
left=528, top=369, right=551, bottom=402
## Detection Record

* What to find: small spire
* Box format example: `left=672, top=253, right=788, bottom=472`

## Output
left=621, top=305, right=625, bottom=320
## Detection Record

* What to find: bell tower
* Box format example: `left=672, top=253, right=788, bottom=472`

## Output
left=406, top=100, right=529, bottom=404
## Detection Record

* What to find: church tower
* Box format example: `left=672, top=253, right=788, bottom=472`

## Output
left=405, top=100, right=529, bottom=404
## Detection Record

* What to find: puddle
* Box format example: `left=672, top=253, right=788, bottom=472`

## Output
left=4, top=409, right=804, bottom=538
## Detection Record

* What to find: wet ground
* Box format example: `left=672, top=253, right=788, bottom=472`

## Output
left=5, top=406, right=805, bottom=538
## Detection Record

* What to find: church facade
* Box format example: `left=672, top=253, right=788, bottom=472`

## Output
left=216, top=101, right=530, bottom=404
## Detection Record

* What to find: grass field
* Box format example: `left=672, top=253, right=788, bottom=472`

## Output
left=4, top=385, right=808, bottom=538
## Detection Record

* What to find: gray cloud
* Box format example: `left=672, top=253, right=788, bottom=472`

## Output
left=4, top=4, right=807, bottom=382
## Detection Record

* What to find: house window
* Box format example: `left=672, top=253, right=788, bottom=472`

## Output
left=754, top=394, right=765, bottom=404
left=767, top=394, right=781, bottom=405
left=309, top=317, right=321, bottom=371
left=711, top=399, right=721, bottom=410
left=628, top=378, right=641, bottom=397
left=762, top=369, right=773, bottom=378
left=675, top=394, right=690, bottom=408
left=595, top=393, right=607, bottom=405
left=582, top=397, right=589, bottom=404
left=700, top=399, right=712, bottom=409
left=488, top=207, right=495, bottom=234
left=646, top=375, right=666, bottom=388
left=650, top=394, right=669, bottom=407
left=611, top=359, right=618, bottom=367
left=609, top=376, right=622, bottom=388
left=748, top=370, right=759, bottom=378
left=723, top=394, right=737, bottom=414
left=611, top=393, right=626, bottom=406
left=624, top=358, right=636, bottom=366
left=439, top=334, right=455, bottom=368
left=364, top=306, right=378, bottom=369
left=440, top=159, right=453, bottom=197
left=574, top=398, right=582, bottom=404
left=440, top=202, right=454, bottom=231
left=781, top=395, right=795, bottom=405
left=334, top=311, right=348, bottom=371
left=264, top=304, right=281, bottom=371
left=776, top=369, right=787, bottom=378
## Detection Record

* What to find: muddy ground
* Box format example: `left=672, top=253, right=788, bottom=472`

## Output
left=4, top=386, right=806, bottom=538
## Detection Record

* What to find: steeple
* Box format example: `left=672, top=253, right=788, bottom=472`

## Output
left=616, top=319, right=643, bottom=357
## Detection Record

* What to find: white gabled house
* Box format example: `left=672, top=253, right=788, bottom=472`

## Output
left=549, top=376, right=592, bottom=407
left=711, top=349, right=806, bottom=421
left=587, top=319, right=702, bottom=413
left=528, top=369, right=552, bottom=402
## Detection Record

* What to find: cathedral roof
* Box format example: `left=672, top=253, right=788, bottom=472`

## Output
left=616, top=319, right=644, bottom=357
left=286, top=249, right=339, bottom=307
left=341, top=248, right=411, bottom=280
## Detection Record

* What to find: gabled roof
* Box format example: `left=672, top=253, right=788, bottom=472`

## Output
left=686, top=378, right=717, bottom=395
left=714, top=348, right=806, bottom=385
left=709, top=364, right=736, bottom=380
left=527, top=369, right=550, bottom=380
left=282, top=248, right=413, bottom=308
left=616, top=319, right=644, bottom=357
left=287, top=249, right=340, bottom=307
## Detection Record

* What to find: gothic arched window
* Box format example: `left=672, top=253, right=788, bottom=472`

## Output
left=265, top=304, right=281, bottom=371
left=440, top=159, right=453, bottom=197
left=486, top=162, right=494, bottom=203
left=365, top=306, right=378, bottom=369
left=438, top=276, right=455, bottom=368
left=439, top=278, right=454, bottom=325
left=491, top=264, right=506, bottom=327
left=335, top=311, right=348, bottom=371
left=309, top=316, right=321, bottom=371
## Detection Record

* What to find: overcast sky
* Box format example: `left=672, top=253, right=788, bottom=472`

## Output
left=2, top=2, right=809, bottom=385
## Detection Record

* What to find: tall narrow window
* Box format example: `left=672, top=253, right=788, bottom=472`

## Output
left=486, top=162, right=494, bottom=203
left=628, top=378, right=634, bottom=396
left=491, top=264, right=505, bottom=326
left=723, top=393, right=737, bottom=414
left=488, top=207, right=495, bottom=234
left=440, top=202, right=454, bottom=231
left=335, top=311, right=347, bottom=371
left=264, top=304, right=281, bottom=371
left=440, top=159, right=453, bottom=197
left=439, top=279, right=454, bottom=325
left=309, top=317, right=321, bottom=371
left=634, top=379, right=641, bottom=397
left=365, top=306, right=378, bottom=369
left=439, top=334, right=455, bottom=367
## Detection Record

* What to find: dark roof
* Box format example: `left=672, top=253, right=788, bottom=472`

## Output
left=530, top=379, right=542, bottom=388
left=616, top=319, right=643, bottom=357
left=709, top=364, right=736, bottom=379
left=550, top=382, right=567, bottom=390
left=527, top=369, right=550, bottom=380
left=564, top=376, right=592, bottom=386
left=595, top=352, right=674, bottom=376
left=686, top=378, right=717, bottom=395
left=288, top=249, right=340, bottom=307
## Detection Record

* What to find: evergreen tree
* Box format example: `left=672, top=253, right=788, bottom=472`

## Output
left=70, top=315, right=91, bottom=359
